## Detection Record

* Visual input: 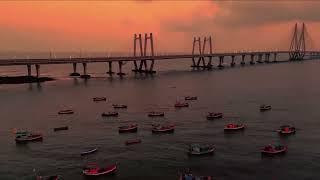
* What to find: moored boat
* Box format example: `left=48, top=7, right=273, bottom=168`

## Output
left=15, top=131, right=43, bottom=143
left=148, top=111, right=165, bottom=117
left=58, top=109, right=74, bottom=115
left=36, top=175, right=63, bottom=180
left=118, top=124, right=138, bottom=133
left=125, top=139, right=142, bottom=145
left=112, top=104, right=127, bottom=109
left=277, top=125, right=296, bottom=135
left=93, top=97, right=107, bottom=102
left=174, top=102, right=189, bottom=108
left=184, top=96, right=197, bottom=100
left=206, top=112, right=223, bottom=120
left=101, top=112, right=119, bottom=117
left=260, top=104, right=272, bottom=111
left=179, top=174, right=212, bottom=180
left=152, top=124, right=175, bottom=133
left=261, top=144, right=287, bottom=155
left=53, top=126, right=69, bottom=132
left=81, top=147, right=98, bottom=156
left=224, top=123, right=245, bottom=131
left=82, top=163, right=117, bottom=176
left=188, top=144, right=215, bottom=156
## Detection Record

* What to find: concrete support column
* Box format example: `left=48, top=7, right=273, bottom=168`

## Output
left=265, top=54, right=270, bottom=63
left=231, top=55, right=235, bottom=67
left=241, top=55, right=246, bottom=65
left=73, top=63, right=77, bottom=73
left=27, top=64, right=32, bottom=76
left=69, top=63, right=80, bottom=76
left=218, top=56, right=224, bottom=68
left=273, top=53, right=277, bottom=62
left=82, top=63, right=87, bottom=75
left=107, top=61, right=114, bottom=75
left=35, top=64, right=40, bottom=78
left=257, top=54, right=263, bottom=63
left=250, top=54, right=255, bottom=65
left=117, top=61, right=125, bottom=76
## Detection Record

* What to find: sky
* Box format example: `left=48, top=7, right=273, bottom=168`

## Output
left=0, top=1, right=319, bottom=54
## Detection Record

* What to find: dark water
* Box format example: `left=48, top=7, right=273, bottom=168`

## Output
left=1, top=57, right=320, bottom=180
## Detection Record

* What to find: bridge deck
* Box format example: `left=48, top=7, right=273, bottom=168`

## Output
left=0, top=51, right=318, bottom=66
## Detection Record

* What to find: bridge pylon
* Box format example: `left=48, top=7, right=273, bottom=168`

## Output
left=191, top=36, right=213, bottom=69
left=289, top=23, right=306, bottom=61
left=132, top=33, right=156, bottom=74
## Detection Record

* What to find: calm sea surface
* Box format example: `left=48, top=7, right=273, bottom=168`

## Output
left=0, top=56, right=320, bottom=180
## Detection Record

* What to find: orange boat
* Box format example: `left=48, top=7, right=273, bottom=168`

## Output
left=83, top=163, right=117, bottom=176
left=261, top=144, right=287, bottom=155
left=277, top=125, right=296, bottom=135
left=224, top=123, right=245, bottom=131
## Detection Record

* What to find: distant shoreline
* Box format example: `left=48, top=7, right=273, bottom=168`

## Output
left=0, top=76, right=55, bottom=84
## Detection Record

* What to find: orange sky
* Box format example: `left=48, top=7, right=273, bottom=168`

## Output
left=0, top=1, right=319, bottom=53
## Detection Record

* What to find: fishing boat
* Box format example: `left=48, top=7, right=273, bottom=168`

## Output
left=58, top=109, right=74, bottom=115
left=93, top=97, right=107, bottom=102
left=184, top=96, right=197, bottom=100
left=152, top=124, right=175, bottom=133
left=148, top=111, right=165, bottom=117
left=53, top=126, right=69, bottom=132
left=36, top=175, right=63, bottom=180
left=81, top=148, right=98, bottom=156
left=174, top=102, right=189, bottom=108
left=112, top=104, right=127, bottom=109
left=206, top=112, right=223, bottom=119
left=277, top=125, right=296, bottom=135
left=179, top=174, right=212, bottom=180
left=101, top=112, right=119, bottom=117
left=118, top=124, right=138, bottom=133
left=224, top=123, right=245, bottom=131
left=188, top=144, right=215, bottom=155
left=15, top=131, right=43, bottom=143
left=261, top=144, right=287, bottom=155
left=83, top=163, right=117, bottom=176
left=125, top=139, right=142, bottom=145
left=260, top=104, right=272, bottom=111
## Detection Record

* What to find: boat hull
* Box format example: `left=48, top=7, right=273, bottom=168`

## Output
left=152, top=128, right=174, bottom=134
left=83, top=165, right=117, bottom=176
left=224, top=126, right=245, bottom=131
left=81, top=148, right=98, bottom=156
left=188, top=149, right=215, bottom=156
left=119, top=127, right=138, bottom=133
left=54, top=126, right=69, bottom=131
left=15, top=135, right=43, bottom=143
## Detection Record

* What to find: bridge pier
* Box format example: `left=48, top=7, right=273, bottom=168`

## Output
left=264, top=53, right=270, bottom=63
left=257, top=54, right=263, bottom=63
left=70, top=63, right=80, bottom=76
left=230, top=55, right=235, bottom=67
left=27, top=64, right=32, bottom=77
left=273, top=53, right=277, bottom=63
left=117, top=61, right=126, bottom=76
left=35, top=64, right=40, bottom=78
left=241, top=55, right=246, bottom=65
left=80, top=63, right=91, bottom=79
left=250, top=54, right=255, bottom=65
left=218, top=56, right=224, bottom=69
left=107, top=61, right=115, bottom=75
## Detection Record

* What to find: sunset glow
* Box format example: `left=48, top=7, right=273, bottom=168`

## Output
left=0, top=1, right=319, bottom=53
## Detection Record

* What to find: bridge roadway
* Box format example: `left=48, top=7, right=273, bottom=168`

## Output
left=0, top=50, right=319, bottom=66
